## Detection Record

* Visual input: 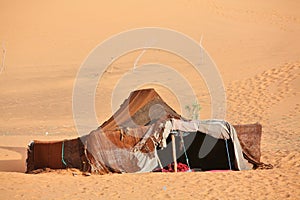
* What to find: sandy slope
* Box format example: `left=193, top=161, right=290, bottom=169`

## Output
left=0, top=0, right=300, bottom=199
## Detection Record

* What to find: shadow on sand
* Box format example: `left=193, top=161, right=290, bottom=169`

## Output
left=0, top=146, right=27, bottom=173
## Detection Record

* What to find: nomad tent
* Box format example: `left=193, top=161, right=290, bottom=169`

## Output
left=26, top=89, right=271, bottom=174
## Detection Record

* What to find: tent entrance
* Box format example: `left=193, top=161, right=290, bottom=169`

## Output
left=157, top=132, right=237, bottom=171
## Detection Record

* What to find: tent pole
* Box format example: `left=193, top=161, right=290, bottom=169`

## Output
left=171, top=134, right=177, bottom=172
left=225, top=139, right=232, bottom=170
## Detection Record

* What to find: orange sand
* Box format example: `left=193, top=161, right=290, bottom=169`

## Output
left=0, top=1, right=299, bottom=199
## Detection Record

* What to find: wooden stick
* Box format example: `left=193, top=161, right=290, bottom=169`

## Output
left=171, top=134, right=177, bottom=172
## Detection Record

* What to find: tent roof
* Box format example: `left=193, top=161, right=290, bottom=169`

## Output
left=100, top=88, right=181, bottom=131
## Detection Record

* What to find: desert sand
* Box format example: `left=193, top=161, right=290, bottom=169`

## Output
left=0, top=0, right=299, bottom=199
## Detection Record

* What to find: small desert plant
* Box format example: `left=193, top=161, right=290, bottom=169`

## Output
left=185, top=101, right=201, bottom=120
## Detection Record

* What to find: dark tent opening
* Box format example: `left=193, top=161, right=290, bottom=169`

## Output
left=157, top=132, right=236, bottom=171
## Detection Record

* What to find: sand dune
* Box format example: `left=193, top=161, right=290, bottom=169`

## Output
left=0, top=0, right=299, bottom=199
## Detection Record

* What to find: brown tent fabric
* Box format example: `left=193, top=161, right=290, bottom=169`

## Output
left=234, top=124, right=273, bottom=169
left=26, top=88, right=272, bottom=173
left=26, top=138, right=89, bottom=173
left=32, top=141, right=64, bottom=170
left=90, top=88, right=182, bottom=160
left=100, top=88, right=181, bottom=131
left=234, top=123, right=262, bottom=163
left=83, top=122, right=165, bottom=174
